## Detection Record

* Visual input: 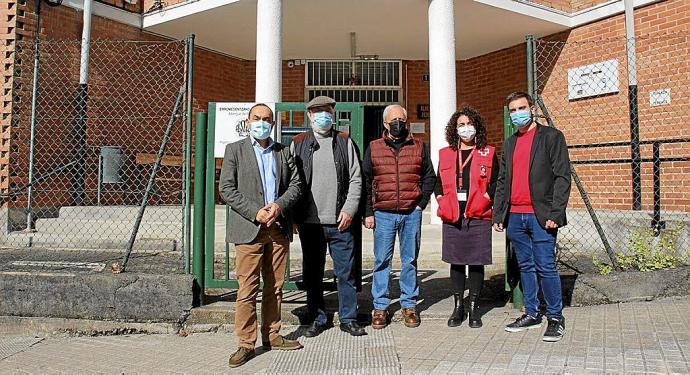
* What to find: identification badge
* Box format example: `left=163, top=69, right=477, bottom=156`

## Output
left=457, top=188, right=468, bottom=202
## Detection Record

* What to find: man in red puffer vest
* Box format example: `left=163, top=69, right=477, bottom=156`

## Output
left=362, top=104, right=436, bottom=330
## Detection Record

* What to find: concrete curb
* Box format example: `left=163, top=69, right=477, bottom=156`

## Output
left=0, top=271, right=194, bottom=322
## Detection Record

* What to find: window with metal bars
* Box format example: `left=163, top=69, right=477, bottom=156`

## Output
left=305, top=60, right=402, bottom=105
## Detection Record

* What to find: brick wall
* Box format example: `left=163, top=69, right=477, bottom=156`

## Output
left=527, top=0, right=611, bottom=13
left=403, top=61, right=430, bottom=145
left=4, top=0, right=248, bottom=212
left=97, top=0, right=141, bottom=13
left=458, top=45, right=527, bottom=154
left=4, top=0, right=688, bottom=215
left=142, top=0, right=187, bottom=13
left=536, top=0, right=690, bottom=211
left=0, top=0, right=23, bottom=195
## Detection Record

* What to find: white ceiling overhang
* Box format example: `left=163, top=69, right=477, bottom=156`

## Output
left=142, top=0, right=570, bottom=60
left=72, top=0, right=662, bottom=60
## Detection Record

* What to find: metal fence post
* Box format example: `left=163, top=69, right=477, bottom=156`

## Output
left=25, top=0, right=43, bottom=231
left=651, top=142, right=663, bottom=236
left=193, top=112, right=207, bottom=305
left=117, top=86, right=186, bottom=273
left=503, top=106, right=523, bottom=309
left=625, top=0, right=642, bottom=211
left=73, top=0, right=93, bottom=206
left=183, top=34, right=195, bottom=274
left=526, top=34, right=535, bottom=99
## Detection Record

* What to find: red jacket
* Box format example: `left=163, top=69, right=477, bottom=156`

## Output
left=369, top=136, right=423, bottom=211
left=436, top=146, right=495, bottom=222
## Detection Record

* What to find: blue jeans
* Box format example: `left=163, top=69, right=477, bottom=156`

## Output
left=372, top=209, right=422, bottom=310
left=299, top=224, right=357, bottom=325
left=506, top=213, right=563, bottom=319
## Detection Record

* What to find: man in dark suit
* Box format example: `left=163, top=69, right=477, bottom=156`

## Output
left=219, top=103, right=303, bottom=368
left=493, top=92, right=571, bottom=342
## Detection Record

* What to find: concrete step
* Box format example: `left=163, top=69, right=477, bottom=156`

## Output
left=34, top=218, right=181, bottom=234
left=5, top=231, right=178, bottom=251
left=57, top=205, right=182, bottom=221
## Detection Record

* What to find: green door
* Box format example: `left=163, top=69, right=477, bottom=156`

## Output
left=276, top=102, right=365, bottom=158
left=203, top=102, right=364, bottom=290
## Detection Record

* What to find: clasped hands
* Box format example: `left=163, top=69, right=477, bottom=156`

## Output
left=255, top=203, right=282, bottom=227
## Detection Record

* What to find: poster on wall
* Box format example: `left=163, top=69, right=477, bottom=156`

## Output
left=213, top=102, right=276, bottom=158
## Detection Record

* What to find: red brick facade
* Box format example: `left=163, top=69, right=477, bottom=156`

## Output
left=2, top=0, right=688, bottom=213
left=536, top=0, right=689, bottom=211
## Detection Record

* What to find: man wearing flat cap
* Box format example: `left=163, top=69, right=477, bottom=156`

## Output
left=291, top=96, right=366, bottom=337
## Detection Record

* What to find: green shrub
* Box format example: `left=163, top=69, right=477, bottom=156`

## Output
left=591, top=223, right=688, bottom=274
left=616, top=223, right=688, bottom=272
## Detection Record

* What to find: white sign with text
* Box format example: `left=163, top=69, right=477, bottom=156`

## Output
left=213, top=102, right=275, bottom=157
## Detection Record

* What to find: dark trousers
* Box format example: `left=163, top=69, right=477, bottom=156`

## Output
left=299, top=223, right=358, bottom=325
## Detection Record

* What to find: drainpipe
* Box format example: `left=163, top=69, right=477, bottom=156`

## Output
left=73, top=0, right=92, bottom=206
left=26, top=0, right=43, bottom=231
left=625, top=0, right=641, bottom=210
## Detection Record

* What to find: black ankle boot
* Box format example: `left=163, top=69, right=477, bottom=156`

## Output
left=447, top=293, right=466, bottom=327
left=468, top=293, right=482, bottom=328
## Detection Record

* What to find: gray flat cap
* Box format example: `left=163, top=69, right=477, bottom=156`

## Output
left=307, top=95, right=336, bottom=110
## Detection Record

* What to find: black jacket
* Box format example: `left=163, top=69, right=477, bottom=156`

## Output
left=492, top=124, right=572, bottom=228
left=291, top=129, right=352, bottom=221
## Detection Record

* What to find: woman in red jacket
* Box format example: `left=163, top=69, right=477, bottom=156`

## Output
left=435, top=106, right=498, bottom=328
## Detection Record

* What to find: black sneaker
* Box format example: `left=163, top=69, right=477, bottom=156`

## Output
left=543, top=317, right=566, bottom=342
left=505, top=314, right=543, bottom=332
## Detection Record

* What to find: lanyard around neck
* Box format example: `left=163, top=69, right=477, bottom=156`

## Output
left=456, top=148, right=474, bottom=188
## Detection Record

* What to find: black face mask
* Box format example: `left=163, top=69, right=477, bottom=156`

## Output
left=389, top=120, right=408, bottom=139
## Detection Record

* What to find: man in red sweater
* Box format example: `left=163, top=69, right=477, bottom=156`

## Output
left=492, top=92, right=571, bottom=342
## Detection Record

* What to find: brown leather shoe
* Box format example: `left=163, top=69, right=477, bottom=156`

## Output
left=372, top=309, right=388, bottom=329
left=262, top=335, right=303, bottom=350
left=402, top=308, right=420, bottom=328
left=228, top=347, right=255, bottom=368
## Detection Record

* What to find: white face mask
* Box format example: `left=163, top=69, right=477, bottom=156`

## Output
left=457, top=125, right=476, bottom=141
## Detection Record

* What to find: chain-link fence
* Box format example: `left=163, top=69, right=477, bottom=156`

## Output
left=531, top=33, right=690, bottom=272
left=1, top=38, right=191, bottom=264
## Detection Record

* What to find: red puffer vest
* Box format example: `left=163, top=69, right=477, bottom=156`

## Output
left=370, top=136, right=423, bottom=211
left=436, top=145, right=495, bottom=222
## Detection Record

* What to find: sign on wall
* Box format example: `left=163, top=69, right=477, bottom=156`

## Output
left=417, top=104, right=430, bottom=119
left=213, top=102, right=276, bottom=157
left=567, top=59, right=619, bottom=100
left=650, top=89, right=671, bottom=107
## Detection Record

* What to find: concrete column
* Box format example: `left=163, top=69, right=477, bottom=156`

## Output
left=428, top=0, right=457, bottom=224
left=255, top=0, right=282, bottom=103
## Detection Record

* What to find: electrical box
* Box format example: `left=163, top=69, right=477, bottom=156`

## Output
left=567, top=59, right=619, bottom=100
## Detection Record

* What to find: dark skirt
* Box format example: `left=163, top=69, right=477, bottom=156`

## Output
left=441, top=218, right=492, bottom=265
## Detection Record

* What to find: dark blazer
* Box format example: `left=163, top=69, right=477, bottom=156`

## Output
left=492, top=124, right=572, bottom=228
left=218, top=137, right=303, bottom=244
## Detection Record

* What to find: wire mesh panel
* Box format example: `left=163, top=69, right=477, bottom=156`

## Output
left=1, top=39, right=189, bottom=253
left=532, top=33, right=690, bottom=271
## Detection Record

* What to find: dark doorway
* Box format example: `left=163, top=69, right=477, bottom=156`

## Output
left=363, top=105, right=386, bottom=151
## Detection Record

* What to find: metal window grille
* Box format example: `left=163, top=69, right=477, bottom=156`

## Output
left=305, top=60, right=402, bottom=105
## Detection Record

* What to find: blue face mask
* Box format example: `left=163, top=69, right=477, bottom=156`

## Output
left=250, top=120, right=272, bottom=140
left=510, top=111, right=533, bottom=128
left=312, top=111, right=333, bottom=130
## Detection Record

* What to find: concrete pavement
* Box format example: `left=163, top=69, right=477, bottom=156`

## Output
left=2, top=297, right=689, bottom=374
